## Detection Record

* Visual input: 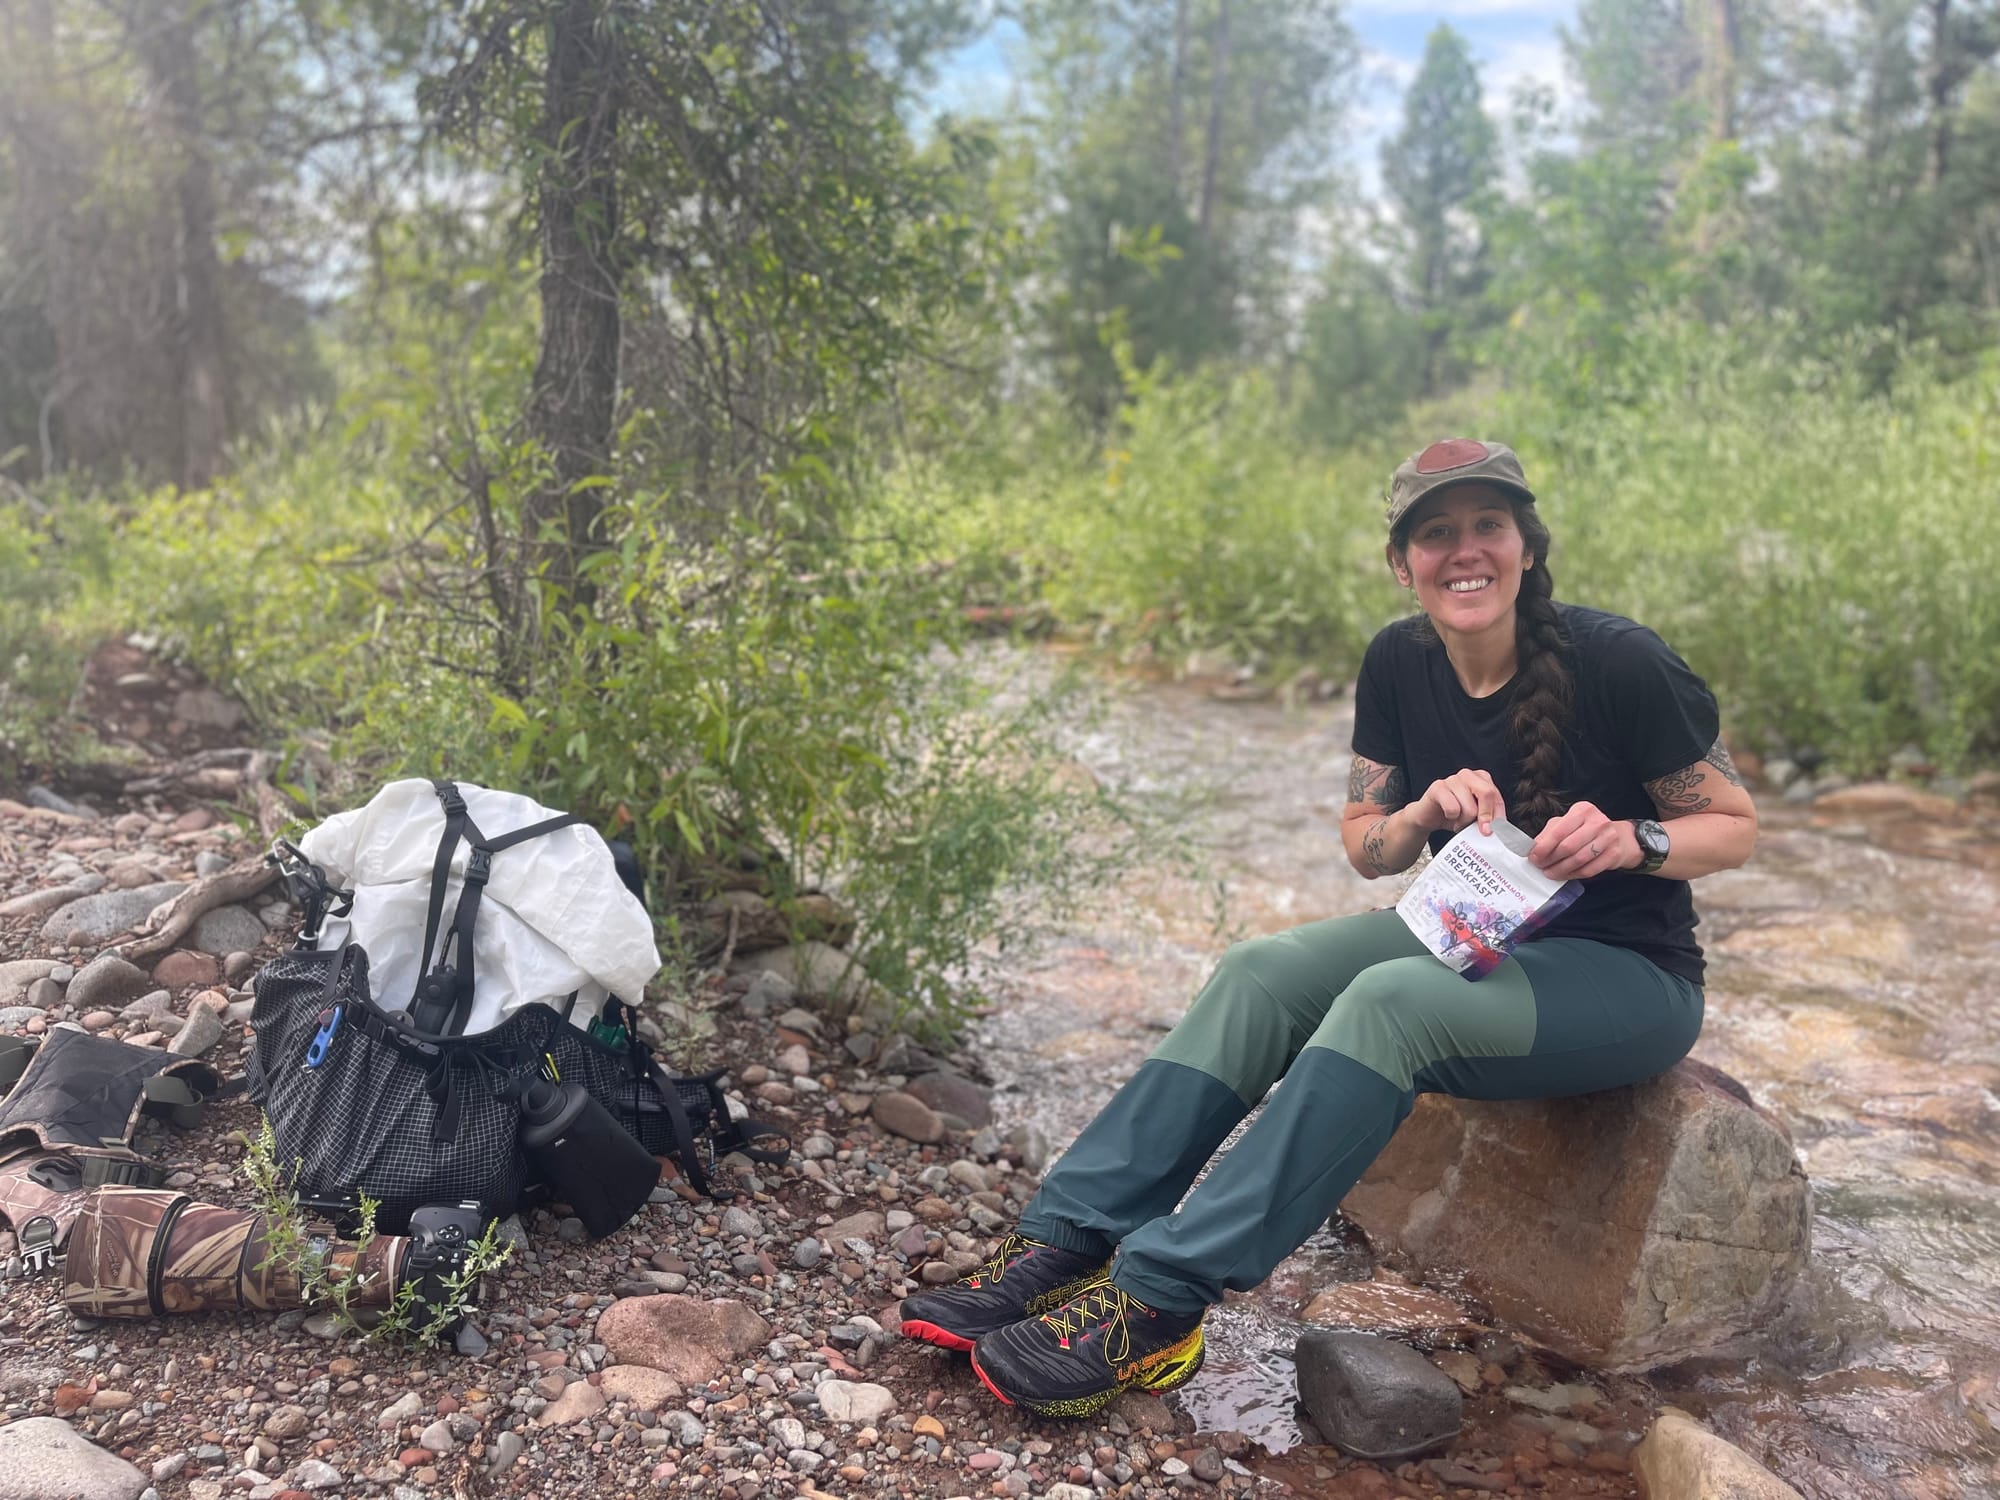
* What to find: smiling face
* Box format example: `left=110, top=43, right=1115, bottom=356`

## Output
left=1388, top=485, right=1532, bottom=641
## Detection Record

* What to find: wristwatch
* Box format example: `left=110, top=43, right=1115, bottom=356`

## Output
left=1630, top=818, right=1670, bottom=875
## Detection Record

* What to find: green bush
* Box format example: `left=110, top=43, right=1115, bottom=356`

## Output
left=0, top=490, right=95, bottom=784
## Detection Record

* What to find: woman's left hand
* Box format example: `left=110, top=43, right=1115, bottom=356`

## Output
left=1529, top=802, right=1635, bottom=880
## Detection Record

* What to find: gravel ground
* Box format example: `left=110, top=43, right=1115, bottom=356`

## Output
left=0, top=784, right=1644, bottom=1500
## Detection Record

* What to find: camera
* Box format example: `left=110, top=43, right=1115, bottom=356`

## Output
left=400, top=1200, right=488, bottom=1331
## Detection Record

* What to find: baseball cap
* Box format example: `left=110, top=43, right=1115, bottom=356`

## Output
left=1386, top=439, right=1536, bottom=535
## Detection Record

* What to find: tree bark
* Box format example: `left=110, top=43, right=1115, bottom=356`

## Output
left=1705, top=0, right=1738, bottom=141
left=1925, top=0, right=1953, bottom=187
left=1168, top=0, right=1190, bottom=196
left=527, top=0, right=622, bottom=612
left=139, top=0, right=231, bottom=489
left=1198, top=0, right=1231, bottom=239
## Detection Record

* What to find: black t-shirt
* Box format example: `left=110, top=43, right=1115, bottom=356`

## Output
left=1351, top=603, right=1719, bottom=984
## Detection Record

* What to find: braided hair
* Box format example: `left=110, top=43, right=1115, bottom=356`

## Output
left=1504, top=504, right=1572, bottom=834
left=1392, top=499, right=1573, bottom=834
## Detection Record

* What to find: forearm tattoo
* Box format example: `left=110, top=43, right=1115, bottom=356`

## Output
left=1362, top=817, right=1392, bottom=873
left=1347, top=758, right=1407, bottom=809
left=1645, top=764, right=1713, bottom=818
left=1703, top=738, right=1745, bottom=786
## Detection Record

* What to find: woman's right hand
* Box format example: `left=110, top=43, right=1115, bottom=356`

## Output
left=1413, top=769, right=1507, bottom=836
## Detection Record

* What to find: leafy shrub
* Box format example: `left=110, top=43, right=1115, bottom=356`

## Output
left=0, top=490, right=96, bottom=784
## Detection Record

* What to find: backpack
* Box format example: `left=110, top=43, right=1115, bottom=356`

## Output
left=246, top=780, right=785, bottom=1232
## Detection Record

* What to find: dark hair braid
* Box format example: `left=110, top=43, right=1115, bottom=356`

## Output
left=1506, top=505, right=1572, bottom=834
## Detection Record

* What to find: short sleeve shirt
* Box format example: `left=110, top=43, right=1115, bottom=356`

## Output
left=1351, top=604, right=1720, bottom=983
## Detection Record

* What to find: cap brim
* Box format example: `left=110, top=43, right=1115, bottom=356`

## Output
left=1390, top=477, right=1538, bottom=534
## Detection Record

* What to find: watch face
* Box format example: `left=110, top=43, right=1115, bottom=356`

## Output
left=1636, top=819, right=1669, bottom=864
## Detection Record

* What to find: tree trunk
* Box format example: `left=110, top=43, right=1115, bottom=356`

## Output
left=139, top=0, right=230, bottom=489
left=527, top=0, right=622, bottom=611
left=1198, top=0, right=1231, bottom=239
left=1925, top=0, right=1953, bottom=187
left=1704, top=0, right=1738, bottom=141
left=1168, top=0, right=1190, bottom=197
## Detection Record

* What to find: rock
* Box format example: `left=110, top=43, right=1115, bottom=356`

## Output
left=598, top=1365, right=684, bottom=1411
left=1300, top=1274, right=1484, bottom=1344
left=1810, top=782, right=1957, bottom=821
left=289, top=1459, right=343, bottom=1491
left=26, top=786, right=95, bottom=819
left=1341, top=1059, right=1811, bottom=1369
left=222, top=951, right=258, bottom=985
left=905, top=1068, right=995, bottom=1130
left=487, top=1432, right=526, bottom=1474
left=595, top=1295, right=773, bottom=1385
left=0, top=1008, right=40, bottom=1031
left=738, top=971, right=795, bottom=1016
left=817, top=1380, right=897, bottom=1424
left=377, top=1392, right=423, bottom=1428
left=190, top=905, right=269, bottom=957
left=826, top=1210, right=886, bottom=1245
left=118, top=990, right=173, bottom=1023
left=536, top=1381, right=607, bottom=1427
left=150, top=951, right=221, bottom=990
left=171, top=686, right=243, bottom=731
left=169, top=1004, right=227, bottom=1057
left=1633, top=1410, right=1804, bottom=1499
left=0, top=1416, right=150, bottom=1500
left=730, top=941, right=873, bottom=1012
left=263, top=1405, right=311, bottom=1440
left=1294, top=1330, right=1462, bottom=1460
left=0, top=959, right=59, bottom=1007
left=64, top=954, right=151, bottom=1012
left=417, top=1419, right=454, bottom=1453
left=40, top=882, right=189, bottom=945
left=872, top=1091, right=945, bottom=1144
left=720, top=1206, right=763, bottom=1240
left=693, top=889, right=856, bottom=955
left=0, top=884, right=102, bottom=920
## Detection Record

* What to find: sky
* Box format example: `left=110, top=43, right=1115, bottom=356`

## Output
left=928, top=1, right=1582, bottom=201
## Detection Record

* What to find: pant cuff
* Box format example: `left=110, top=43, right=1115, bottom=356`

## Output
left=1013, top=1210, right=1116, bottom=1262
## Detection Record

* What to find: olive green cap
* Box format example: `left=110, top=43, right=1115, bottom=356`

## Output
left=1386, top=439, right=1537, bottom=535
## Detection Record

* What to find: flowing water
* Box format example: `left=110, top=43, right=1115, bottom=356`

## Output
left=968, top=649, right=2000, bottom=1500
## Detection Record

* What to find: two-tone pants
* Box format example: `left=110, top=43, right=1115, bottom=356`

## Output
left=1015, top=908, right=1703, bottom=1314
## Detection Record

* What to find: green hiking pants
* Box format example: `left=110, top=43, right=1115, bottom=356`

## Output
left=1015, top=907, right=1703, bottom=1314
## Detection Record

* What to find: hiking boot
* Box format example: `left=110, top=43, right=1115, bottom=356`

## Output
left=969, top=1280, right=1205, bottom=1418
left=899, top=1233, right=1110, bottom=1352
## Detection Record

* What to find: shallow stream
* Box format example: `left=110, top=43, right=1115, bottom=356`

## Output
left=970, top=650, right=2000, bottom=1500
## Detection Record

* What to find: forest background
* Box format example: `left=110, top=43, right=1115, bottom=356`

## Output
left=3, top=0, right=1997, bottom=1032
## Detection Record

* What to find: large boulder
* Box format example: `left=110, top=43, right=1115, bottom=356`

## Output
left=1339, top=1059, right=1810, bottom=1370
left=0, top=1416, right=149, bottom=1500
left=595, top=1295, right=772, bottom=1386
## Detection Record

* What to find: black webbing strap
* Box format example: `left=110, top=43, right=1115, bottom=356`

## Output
left=646, top=1057, right=713, bottom=1198
left=409, top=781, right=585, bottom=1037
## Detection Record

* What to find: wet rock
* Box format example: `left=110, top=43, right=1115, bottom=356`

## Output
left=817, top=1380, right=896, bottom=1424
left=40, top=881, right=188, bottom=945
left=0, top=1414, right=149, bottom=1500
left=1294, top=1330, right=1462, bottom=1460
left=871, top=1091, right=944, bottom=1144
left=190, top=905, right=269, bottom=958
left=905, top=1067, right=995, bottom=1129
left=595, top=1295, right=772, bottom=1385
left=1342, top=1058, right=1811, bottom=1369
left=1633, top=1410, right=1804, bottom=1499
left=1300, top=1273, right=1482, bottom=1344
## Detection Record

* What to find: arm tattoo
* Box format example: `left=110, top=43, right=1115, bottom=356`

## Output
left=1703, top=738, right=1744, bottom=787
left=1362, top=817, right=1392, bottom=873
left=1347, top=757, right=1407, bottom=809
left=1645, top=764, right=1713, bottom=818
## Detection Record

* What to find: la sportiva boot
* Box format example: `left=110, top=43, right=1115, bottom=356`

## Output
left=969, top=1279, right=1205, bottom=1418
left=899, top=1233, right=1110, bottom=1352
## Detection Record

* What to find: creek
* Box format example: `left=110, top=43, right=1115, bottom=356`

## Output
left=969, top=651, right=2000, bottom=1500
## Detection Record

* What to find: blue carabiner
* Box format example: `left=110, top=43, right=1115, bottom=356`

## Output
left=304, top=1005, right=344, bottom=1069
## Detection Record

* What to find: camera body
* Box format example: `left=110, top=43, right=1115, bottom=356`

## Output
left=400, top=1199, right=488, bottom=1329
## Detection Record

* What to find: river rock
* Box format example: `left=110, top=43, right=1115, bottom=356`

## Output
left=151, top=951, right=220, bottom=990
left=1340, top=1059, right=1810, bottom=1370
left=40, top=881, right=188, bottom=945
left=190, top=905, right=269, bottom=957
left=65, top=954, right=152, bottom=1013
left=596, top=1295, right=772, bottom=1385
left=731, top=941, right=874, bottom=1012
left=0, top=1415, right=149, bottom=1500
left=536, top=1380, right=607, bottom=1427
left=817, top=1380, right=896, bottom=1424
left=1633, top=1410, right=1804, bottom=1499
left=1295, top=1330, right=1462, bottom=1460
left=905, top=1067, right=995, bottom=1129
left=0, top=880, right=106, bottom=919
left=871, top=1091, right=945, bottom=1144
left=0, top=960, right=58, bottom=1007
left=598, top=1365, right=683, bottom=1411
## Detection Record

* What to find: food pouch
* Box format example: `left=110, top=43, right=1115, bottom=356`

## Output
left=1395, top=818, right=1583, bottom=979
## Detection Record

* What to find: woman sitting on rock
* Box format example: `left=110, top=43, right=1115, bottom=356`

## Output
left=899, top=438, right=1759, bottom=1418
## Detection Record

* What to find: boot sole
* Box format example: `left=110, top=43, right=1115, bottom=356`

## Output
left=900, top=1319, right=975, bottom=1353
left=970, top=1327, right=1205, bottom=1419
